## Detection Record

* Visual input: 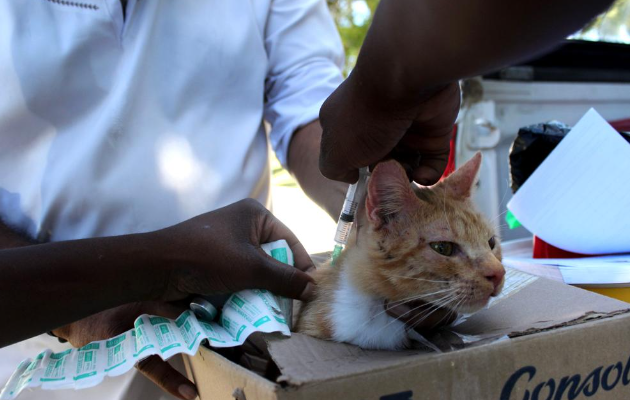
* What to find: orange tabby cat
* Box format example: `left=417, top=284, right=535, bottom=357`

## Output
left=296, top=153, right=505, bottom=350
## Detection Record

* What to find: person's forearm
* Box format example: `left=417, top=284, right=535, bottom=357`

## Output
left=0, top=220, right=36, bottom=250
left=288, top=120, right=348, bottom=219
left=354, top=0, right=613, bottom=104
left=0, top=232, right=167, bottom=347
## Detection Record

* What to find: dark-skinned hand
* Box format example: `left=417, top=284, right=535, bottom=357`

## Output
left=319, top=75, right=460, bottom=185
left=155, top=198, right=316, bottom=303
left=55, top=199, right=316, bottom=400
left=53, top=302, right=198, bottom=400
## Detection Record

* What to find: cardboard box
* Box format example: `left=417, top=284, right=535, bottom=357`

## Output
left=184, top=261, right=630, bottom=400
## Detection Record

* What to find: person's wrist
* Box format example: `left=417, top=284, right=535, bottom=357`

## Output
left=134, top=230, right=177, bottom=302
left=349, top=61, right=445, bottom=116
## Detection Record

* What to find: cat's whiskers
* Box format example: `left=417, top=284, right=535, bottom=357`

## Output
left=373, top=292, right=461, bottom=337
left=489, top=178, right=517, bottom=234
left=454, top=295, right=467, bottom=314
left=423, top=294, right=466, bottom=331
left=385, top=274, right=450, bottom=283
left=490, top=178, right=512, bottom=225
left=385, top=287, right=458, bottom=308
left=490, top=207, right=510, bottom=225
left=405, top=293, right=465, bottom=332
left=368, top=301, right=440, bottom=339
left=386, top=292, right=455, bottom=309
left=356, top=289, right=459, bottom=333
left=442, top=188, right=453, bottom=233
left=381, top=286, right=461, bottom=316
left=353, top=289, right=458, bottom=333
left=439, top=294, right=467, bottom=329
left=377, top=298, right=460, bottom=341
left=411, top=291, right=464, bottom=324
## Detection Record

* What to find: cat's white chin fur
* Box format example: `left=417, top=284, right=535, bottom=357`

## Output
left=330, top=267, right=409, bottom=351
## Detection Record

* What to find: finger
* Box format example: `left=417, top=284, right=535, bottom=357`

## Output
left=319, top=154, right=360, bottom=184
left=387, top=147, right=422, bottom=181
left=257, top=210, right=315, bottom=274
left=413, top=151, right=450, bottom=186
left=400, top=126, right=452, bottom=186
left=318, top=114, right=361, bottom=183
left=136, top=356, right=198, bottom=400
left=255, top=254, right=316, bottom=301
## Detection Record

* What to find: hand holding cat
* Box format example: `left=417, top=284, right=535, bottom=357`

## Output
left=318, top=73, right=460, bottom=185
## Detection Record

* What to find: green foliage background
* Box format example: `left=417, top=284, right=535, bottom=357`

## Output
left=575, top=0, right=630, bottom=42
left=273, top=0, right=629, bottom=183
left=329, top=0, right=630, bottom=74
left=327, top=0, right=378, bottom=75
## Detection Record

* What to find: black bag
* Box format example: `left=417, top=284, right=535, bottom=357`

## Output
left=508, top=121, right=570, bottom=193
left=509, top=121, right=629, bottom=193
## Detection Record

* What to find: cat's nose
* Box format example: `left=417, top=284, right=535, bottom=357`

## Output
left=484, top=267, right=505, bottom=294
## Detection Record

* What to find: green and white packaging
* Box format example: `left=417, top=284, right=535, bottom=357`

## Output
left=0, top=240, right=294, bottom=400
left=261, top=240, right=294, bottom=330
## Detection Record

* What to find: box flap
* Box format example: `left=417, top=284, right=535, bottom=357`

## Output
left=267, top=267, right=629, bottom=386
left=453, top=272, right=625, bottom=337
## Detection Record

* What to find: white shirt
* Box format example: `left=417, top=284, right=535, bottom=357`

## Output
left=0, top=1, right=343, bottom=399
left=0, top=0, right=344, bottom=242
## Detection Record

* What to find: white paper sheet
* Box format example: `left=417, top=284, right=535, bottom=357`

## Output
left=507, top=108, right=630, bottom=254
left=504, top=254, right=630, bottom=286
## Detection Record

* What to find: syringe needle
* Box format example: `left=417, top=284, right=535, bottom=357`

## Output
left=331, top=168, right=369, bottom=265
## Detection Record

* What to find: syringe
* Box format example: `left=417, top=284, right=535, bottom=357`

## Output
left=331, top=168, right=369, bottom=265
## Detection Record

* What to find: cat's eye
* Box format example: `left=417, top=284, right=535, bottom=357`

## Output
left=489, top=236, right=496, bottom=250
left=429, top=242, right=455, bottom=256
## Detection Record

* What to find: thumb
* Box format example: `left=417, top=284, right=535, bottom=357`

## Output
left=255, top=253, right=316, bottom=301
left=412, top=149, right=450, bottom=186
left=318, top=126, right=360, bottom=184
left=319, top=155, right=360, bottom=184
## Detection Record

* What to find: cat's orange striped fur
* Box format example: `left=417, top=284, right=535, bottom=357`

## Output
left=296, top=153, right=505, bottom=350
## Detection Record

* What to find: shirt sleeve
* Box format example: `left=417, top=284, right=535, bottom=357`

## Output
left=263, top=0, right=344, bottom=168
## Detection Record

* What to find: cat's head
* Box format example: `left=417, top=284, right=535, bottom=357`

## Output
left=350, top=152, right=504, bottom=314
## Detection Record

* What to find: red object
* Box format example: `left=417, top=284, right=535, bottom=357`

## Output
left=610, top=118, right=630, bottom=132
left=532, top=236, right=595, bottom=259
left=440, top=125, right=458, bottom=180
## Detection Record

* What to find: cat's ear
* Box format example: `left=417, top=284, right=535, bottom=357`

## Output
left=437, top=152, right=482, bottom=200
left=366, top=160, right=418, bottom=228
